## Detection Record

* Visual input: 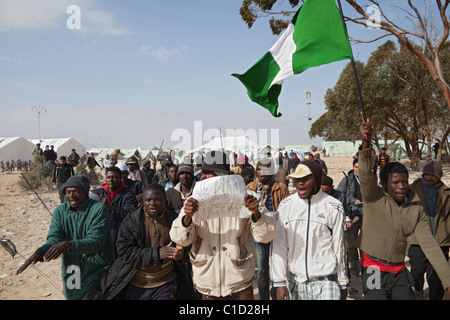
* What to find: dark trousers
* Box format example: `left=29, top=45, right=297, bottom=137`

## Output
left=202, top=285, right=254, bottom=300
left=57, top=183, right=66, bottom=203
left=362, top=267, right=415, bottom=300
left=255, top=242, right=276, bottom=300
left=345, top=217, right=362, bottom=276
left=408, top=244, right=449, bottom=300
left=120, top=279, right=177, bottom=300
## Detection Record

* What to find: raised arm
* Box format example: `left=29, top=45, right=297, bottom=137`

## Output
left=359, top=113, right=381, bottom=203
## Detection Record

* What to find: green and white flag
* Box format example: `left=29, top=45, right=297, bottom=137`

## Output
left=232, top=0, right=354, bottom=117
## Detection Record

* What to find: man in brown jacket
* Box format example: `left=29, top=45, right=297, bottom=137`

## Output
left=166, top=163, right=196, bottom=215
left=359, top=115, right=450, bottom=300
left=408, top=161, right=450, bottom=300
left=246, top=158, right=290, bottom=300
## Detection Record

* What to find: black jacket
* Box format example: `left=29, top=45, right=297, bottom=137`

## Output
left=336, top=169, right=363, bottom=218
left=92, top=186, right=138, bottom=246
left=83, top=206, right=197, bottom=300
left=52, top=163, right=74, bottom=184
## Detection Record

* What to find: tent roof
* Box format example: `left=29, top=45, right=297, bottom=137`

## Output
left=29, top=137, right=86, bottom=151
left=0, top=137, right=36, bottom=162
left=0, top=137, right=22, bottom=147
left=192, top=136, right=259, bottom=153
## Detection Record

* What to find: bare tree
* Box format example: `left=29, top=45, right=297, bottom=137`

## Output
left=345, top=0, right=450, bottom=112
left=239, top=0, right=450, bottom=110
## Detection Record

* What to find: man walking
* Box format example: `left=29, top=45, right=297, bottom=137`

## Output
left=152, top=155, right=173, bottom=187
left=68, top=149, right=81, bottom=167
left=170, top=151, right=277, bottom=300
left=85, top=185, right=187, bottom=300
left=377, top=147, right=390, bottom=178
left=408, top=161, right=450, bottom=300
left=87, top=152, right=101, bottom=173
left=337, top=158, right=363, bottom=277
left=167, top=163, right=196, bottom=214
left=358, top=115, right=450, bottom=300
left=246, top=158, right=289, bottom=300
left=93, top=166, right=138, bottom=246
left=270, top=161, right=348, bottom=300
left=16, top=175, right=114, bottom=300
left=53, top=156, right=75, bottom=203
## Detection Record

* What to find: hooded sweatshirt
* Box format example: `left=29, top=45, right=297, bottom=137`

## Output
left=270, top=160, right=348, bottom=288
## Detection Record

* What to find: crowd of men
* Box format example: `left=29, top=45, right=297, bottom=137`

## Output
left=14, top=121, right=450, bottom=301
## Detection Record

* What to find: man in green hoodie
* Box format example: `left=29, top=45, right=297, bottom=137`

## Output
left=16, top=175, right=114, bottom=300
left=358, top=115, right=450, bottom=300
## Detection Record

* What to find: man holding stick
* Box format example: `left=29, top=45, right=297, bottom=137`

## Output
left=16, top=175, right=114, bottom=300
left=358, top=114, right=450, bottom=300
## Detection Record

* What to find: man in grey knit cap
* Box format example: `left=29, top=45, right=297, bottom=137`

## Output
left=409, top=161, right=450, bottom=300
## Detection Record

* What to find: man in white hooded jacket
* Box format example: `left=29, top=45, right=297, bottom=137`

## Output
left=270, top=160, right=348, bottom=300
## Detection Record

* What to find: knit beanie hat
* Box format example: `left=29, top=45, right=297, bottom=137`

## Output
left=62, top=175, right=90, bottom=196
left=422, top=161, right=443, bottom=180
left=178, top=163, right=194, bottom=176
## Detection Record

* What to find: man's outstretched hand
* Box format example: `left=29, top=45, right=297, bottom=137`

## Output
left=360, top=112, right=373, bottom=150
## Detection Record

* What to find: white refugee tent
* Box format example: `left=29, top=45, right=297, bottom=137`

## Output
left=139, top=149, right=154, bottom=160
left=30, top=138, right=87, bottom=159
left=258, top=144, right=274, bottom=156
left=94, top=148, right=124, bottom=161
left=120, top=149, right=138, bottom=160
left=171, top=149, right=192, bottom=164
left=280, top=148, right=305, bottom=161
left=151, top=147, right=161, bottom=157
left=322, top=140, right=413, bottom=160
left=191, top=136, right=260, bottom=155
left=0, top=137, right=35, bottom=162
left=284, top=144, right=313, bottom=154
left=120, top=147, right=155, bottom=161
left=322, top=141, right=358, bottom=157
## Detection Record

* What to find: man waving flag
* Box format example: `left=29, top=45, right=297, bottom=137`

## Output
left=232, top=0, right=354, bottom=117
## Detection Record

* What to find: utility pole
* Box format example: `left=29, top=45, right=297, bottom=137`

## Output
left=306, top=91, right=312, bottom=154
left=31, top=106, right=47, bottom=141
left=306, top=91, right=312, bottom=121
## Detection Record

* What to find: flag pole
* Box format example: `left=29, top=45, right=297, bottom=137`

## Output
left=336, top=0, right=372, bottom=145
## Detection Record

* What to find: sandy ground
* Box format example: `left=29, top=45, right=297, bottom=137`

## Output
left=1, top=156, right=449, bottom=300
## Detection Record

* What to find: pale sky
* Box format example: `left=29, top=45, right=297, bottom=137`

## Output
left=0, top=0, right=431, bottom=151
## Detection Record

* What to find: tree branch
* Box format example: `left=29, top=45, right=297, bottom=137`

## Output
left=436, top=0, right=450, bottom=52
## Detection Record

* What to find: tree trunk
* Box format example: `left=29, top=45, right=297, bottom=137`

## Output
left=437, top=128, right=450, bottom=162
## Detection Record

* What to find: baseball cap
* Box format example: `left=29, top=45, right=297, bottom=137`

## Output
left=286, top=164, right=313, bottom=179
